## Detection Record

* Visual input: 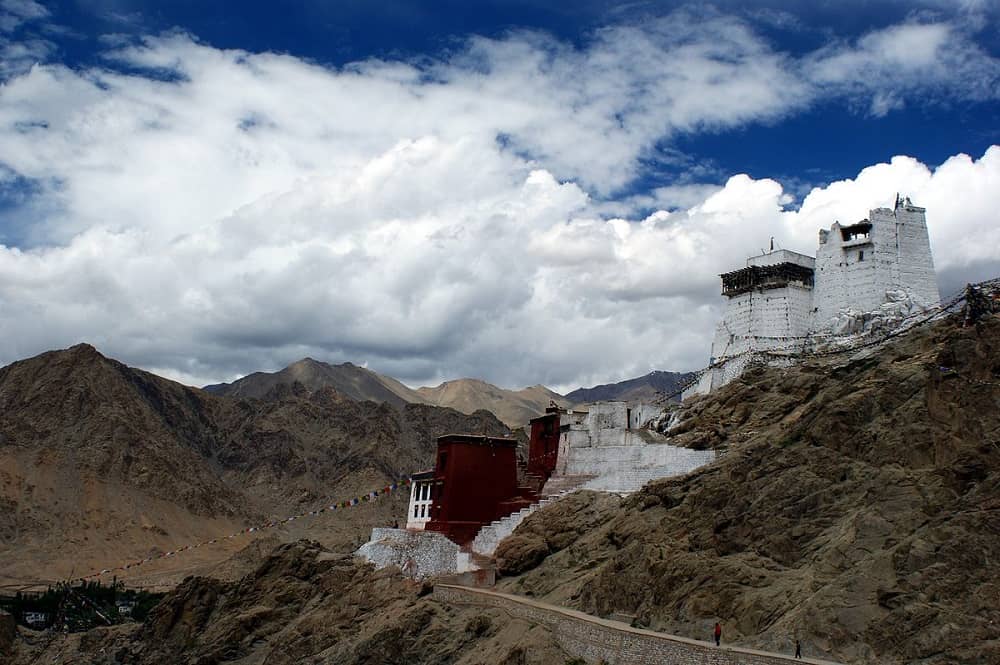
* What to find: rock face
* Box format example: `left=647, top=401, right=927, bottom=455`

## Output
left=0, top=345, right=511, bottom=587
left=10, top=541, right=569, bottom=665
left=495, top=491, right=621, bottom=578
left=498, top=315, right=1000, bottom=665
left=565, top=370, right=692, bottom=404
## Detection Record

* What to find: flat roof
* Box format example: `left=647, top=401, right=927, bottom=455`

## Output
left=746, top=248, right=815, bottom=269
left=437, top=434, right=518, bottom=447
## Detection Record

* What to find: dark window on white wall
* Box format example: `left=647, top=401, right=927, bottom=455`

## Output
left=859, top=250, right=865, bottom=261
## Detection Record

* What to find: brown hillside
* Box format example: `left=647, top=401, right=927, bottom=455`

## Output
left=495, top=314, right=1000, bottom=664
left=416, top=379, right=569, bottom=428
left=0, top=345, right=510, bottom=589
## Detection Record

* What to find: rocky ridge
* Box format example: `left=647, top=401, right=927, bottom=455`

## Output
left=203, top=357, right=425, bottom=407
left=416, top=379, right=569, bottom=429
left=205, top=358, right=570, bottom=428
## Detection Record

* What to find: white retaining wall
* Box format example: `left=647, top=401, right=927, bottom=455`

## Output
left=562, top=444, right=716, bottom=494
left=356, top=527, right=473, bottom=579
left=434, top=584, right=846, bottom=665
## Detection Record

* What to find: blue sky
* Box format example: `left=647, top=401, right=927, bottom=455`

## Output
left=1, top=0, right=998, bottom=390
left=9, top=1, right=1000, bottom=199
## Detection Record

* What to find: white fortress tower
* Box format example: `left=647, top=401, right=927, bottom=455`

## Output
left=686, top=195, right=939, bottom=398
left=812, top=196, right=940, bottom=333
left=690, top=249, right=816, bottom=394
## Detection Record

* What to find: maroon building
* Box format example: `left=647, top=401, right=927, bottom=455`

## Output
left=423, top=434, right=537, bottom=544
left=527, top=406, right=561, bottom=480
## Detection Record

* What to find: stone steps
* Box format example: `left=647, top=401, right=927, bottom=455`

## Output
left=471, top=475, right=594, bottom=557
left=470, top=500, right=551, bottom=556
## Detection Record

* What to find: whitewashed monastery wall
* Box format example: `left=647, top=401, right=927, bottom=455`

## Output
left=551, top=401, right=717, bottom=493
left=711, top=285, right=813, bottom=359
left=568, top=445, right=716, bottom=493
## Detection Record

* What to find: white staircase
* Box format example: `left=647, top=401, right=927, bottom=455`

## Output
left=470, top=493, right=566, bottom=556
left=470, top=473, right=596, bottom=557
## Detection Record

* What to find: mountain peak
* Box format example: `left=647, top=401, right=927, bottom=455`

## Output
left=203, top=357, right=417, bottom=407
left=65, top=342, right=106, bottom=360
left=290, top=357, right=324, bottom=367
left=565, top=369, right=693, bottom=404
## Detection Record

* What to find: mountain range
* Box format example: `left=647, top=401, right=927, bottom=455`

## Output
left=0, top=341, right=695, bottom=590
left=203, top=358, right=423, bottom=407
left=0, top=344, right=511, bottom=589
left=206, top=359, right=686, bottom=428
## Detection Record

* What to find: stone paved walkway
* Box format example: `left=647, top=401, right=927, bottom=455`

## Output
left=434, top=584, right=847, bottom=665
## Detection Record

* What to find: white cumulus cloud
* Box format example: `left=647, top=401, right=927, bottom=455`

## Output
left=0, top=11, right=998, bottom=391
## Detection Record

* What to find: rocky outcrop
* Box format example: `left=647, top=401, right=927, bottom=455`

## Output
left=10, top=541, right=569, bottom=665
left=496, top=491, right=620, bottom=577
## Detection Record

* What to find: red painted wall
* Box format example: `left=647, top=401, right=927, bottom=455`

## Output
left=425, top=435, right=523, bottom=544
left=528, top=410, right=560, bottom=478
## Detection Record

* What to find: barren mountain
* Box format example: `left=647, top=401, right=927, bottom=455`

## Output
left=0, top=345, right=510, bottom=589
left=203, top=358, right=425, bottom=407
left=565, top=369, right=693, bottom=404
left=206, top=360, right=566, bottom=427
left=496, top=314, right=1000, bottom=664
left=416, top=379, right=569, bottom=428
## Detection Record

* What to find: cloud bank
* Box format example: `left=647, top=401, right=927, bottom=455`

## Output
left=0, top=10, right=998, bottom=390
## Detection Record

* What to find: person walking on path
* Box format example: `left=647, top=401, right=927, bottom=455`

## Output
left=795, top=639, right=802, bottom=659
left=714, top=622, right=722, bottom=646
